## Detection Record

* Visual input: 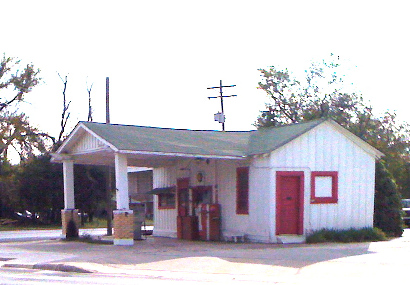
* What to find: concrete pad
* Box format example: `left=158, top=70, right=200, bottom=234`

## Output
left=1, top=229, right=409, bottom=284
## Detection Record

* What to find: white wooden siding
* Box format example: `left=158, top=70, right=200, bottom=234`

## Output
left=71, top=132, right=106, bottom=154
left=151, top=121, right=377, bottom=242
left=152, top=167, right=177, bottom=237
left=152, top=160, right=220, bottom=238
left=152, top=159, right=253, bottom=239
left=269, top=122, right=376, bottom=235
left=217, top=161, right=251, bottom=237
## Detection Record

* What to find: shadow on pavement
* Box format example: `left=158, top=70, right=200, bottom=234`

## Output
left=2, top=236, right=374, bottom=270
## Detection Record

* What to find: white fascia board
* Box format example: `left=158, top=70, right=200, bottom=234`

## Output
left=56, top=123, right=118, bottom=154
left=118, top=149, right=247, bottom=160
left=80, top=124, right=119, bottom=152
left=326, top=120, right=384, bottom=159
left=55, top=123, right=83, bottom=154
left=50, top=153, right=73, bottom=162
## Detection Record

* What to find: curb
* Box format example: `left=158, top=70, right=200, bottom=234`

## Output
left=2, top=263, right=93, bottom=274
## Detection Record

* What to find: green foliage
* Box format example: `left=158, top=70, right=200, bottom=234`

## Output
left=0, top=161, right=19, bottom=217
left=74, top=165, right=107, bottom=225
left=256, top=55, right=410, bottom=200
left=374, top=162, right=404, bottom=237
left=306, top=228, right=387, bottom=243
left=0, top=53, right=50, bottom=162
left=16, top=154, right=64, bottom=223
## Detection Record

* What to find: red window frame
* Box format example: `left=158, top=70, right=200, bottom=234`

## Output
left=158, top=192, right=176, bottom=209
left=236, top=167, right=249, bottom=215
left=311, top=171, right=338, bottom=204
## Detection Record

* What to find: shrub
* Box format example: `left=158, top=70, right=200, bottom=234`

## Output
left=306, top=228, right=387, bottom=243
left=374, top=162, right=404, bottom=237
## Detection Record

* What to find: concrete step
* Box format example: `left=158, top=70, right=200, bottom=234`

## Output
left=277, top=235, right=305, bottom=244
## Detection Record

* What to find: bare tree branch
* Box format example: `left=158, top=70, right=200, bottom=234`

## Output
left=86, top=79, right=93, bottom=122
left=57, top=73, right=71, bottom=144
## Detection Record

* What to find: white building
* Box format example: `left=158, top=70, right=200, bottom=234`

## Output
left=53, top=118, right=382, bottom=245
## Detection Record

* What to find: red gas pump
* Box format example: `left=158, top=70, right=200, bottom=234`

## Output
left=199, top=203, right=221, bottom=241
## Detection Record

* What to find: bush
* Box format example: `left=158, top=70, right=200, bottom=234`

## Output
left=374, top=162, right=404, bottom=237
left=306, top=228, right=387, bottom=243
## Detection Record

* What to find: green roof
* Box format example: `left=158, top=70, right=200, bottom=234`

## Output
left=247, top=119, right=325, bottom=155
left=79, top=119, right=326, bottom=158
left=81, top=122, right=251, bottom=157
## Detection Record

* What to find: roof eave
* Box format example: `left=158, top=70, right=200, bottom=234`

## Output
left=118, top=149, right=247, bottom=160
left=326, top=120, right=384, bottom=159
left=55, top=122, right=118, bottom=155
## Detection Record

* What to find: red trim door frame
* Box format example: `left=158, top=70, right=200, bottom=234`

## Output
left=276, top=171, right=304, bottom=235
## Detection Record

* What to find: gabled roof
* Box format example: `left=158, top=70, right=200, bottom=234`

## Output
left=55, top=118, right=383, bottom=160
left=247, top=119, right=325, bottom=155
left=79, top=122, right=251, bottom=158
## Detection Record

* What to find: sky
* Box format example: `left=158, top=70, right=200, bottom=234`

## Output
left=2, top=0, right=410, bottom=141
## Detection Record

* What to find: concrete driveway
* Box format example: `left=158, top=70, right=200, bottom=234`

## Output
left=1, top=229, right=410, bottom=284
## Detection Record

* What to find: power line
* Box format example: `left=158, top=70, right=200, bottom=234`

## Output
left=207, top=80, right=237, bottom=131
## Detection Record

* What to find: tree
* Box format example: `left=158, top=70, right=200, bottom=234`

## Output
left=0, top=53, right=51, bottom=217
left=17, top=154, right=64, bottom=223
left=86, top=79, right=93, bottom=122
left=55, top=73, right=70, bottom=148
left=374, top=162, right=403, bottom=237
left=0, top=54, right=49, bottom=161
left=74, top=164, right=106, bottom=225
left=0, top=54, right=40, bottom=111
left=0, top=161, right=19, bottom=218
left=257, top=55, right=410, bottom=236
left=257, top=55, right=410, bottom=194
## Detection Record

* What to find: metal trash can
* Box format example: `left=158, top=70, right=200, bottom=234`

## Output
left=129, top=203, right=145, bottom=240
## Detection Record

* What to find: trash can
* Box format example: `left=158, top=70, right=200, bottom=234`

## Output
left=129, top=203, right=145, bottom=240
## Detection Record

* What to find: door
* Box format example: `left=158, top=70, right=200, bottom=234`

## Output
left=177, top=178, right=190, bottom=216
left=276, top=172, right=304, bottom=235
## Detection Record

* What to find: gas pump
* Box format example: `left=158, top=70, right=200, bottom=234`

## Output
left=199, top=203, right=221, bottom=241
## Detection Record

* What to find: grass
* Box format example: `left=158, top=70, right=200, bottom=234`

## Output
left=0, top=217, right=154, bottom=231
left=0, top=221, right=61, bottom=231
left=306, top=227, right=387, bottom=243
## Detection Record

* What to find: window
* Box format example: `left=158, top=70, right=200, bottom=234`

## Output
left=236, top=167, right=249, bottom=214
left=158, top=193, right=176, bottom=209
left=311, top=171, right=338, bottom=204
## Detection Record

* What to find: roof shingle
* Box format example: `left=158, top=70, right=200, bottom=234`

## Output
left=79, top=119, right=326, bottom=158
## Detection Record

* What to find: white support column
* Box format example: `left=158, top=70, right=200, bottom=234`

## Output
left=63, top=160, right=75, bottom=209
left=115, top=153, right=130, bottom=210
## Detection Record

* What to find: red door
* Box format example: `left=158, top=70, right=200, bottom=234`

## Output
left=276, top=172, right=304, bottom=235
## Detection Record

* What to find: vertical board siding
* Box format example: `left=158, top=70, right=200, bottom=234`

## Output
left=217, top=160, right=255, bottom=238
left=72, top=132, right=105, bottom=153
left=152, top=160, right=219, bottom=238
left=152, top=167, right=177, bottom=237
left=270, top=122, right=376, bottom=234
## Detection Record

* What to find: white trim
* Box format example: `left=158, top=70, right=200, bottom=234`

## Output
left=118, top=149, right=246, bottom=160
left=81, top=124, right=119, bottom=152
left=325, top=120, right=384, bottom=158
left=56, top=123, right=118, bottom=154
left=113, top=239, right=134, bottom=246
left=70, top=146, right=111, bottom=155
left=153, top=229, right=178, bottom=238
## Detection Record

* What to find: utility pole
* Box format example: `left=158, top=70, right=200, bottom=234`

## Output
left=105, top=76, right=113, bottom=236
left=106, top=77, right=110, bottom=124
left=207, top=80, right=237, bottom=131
